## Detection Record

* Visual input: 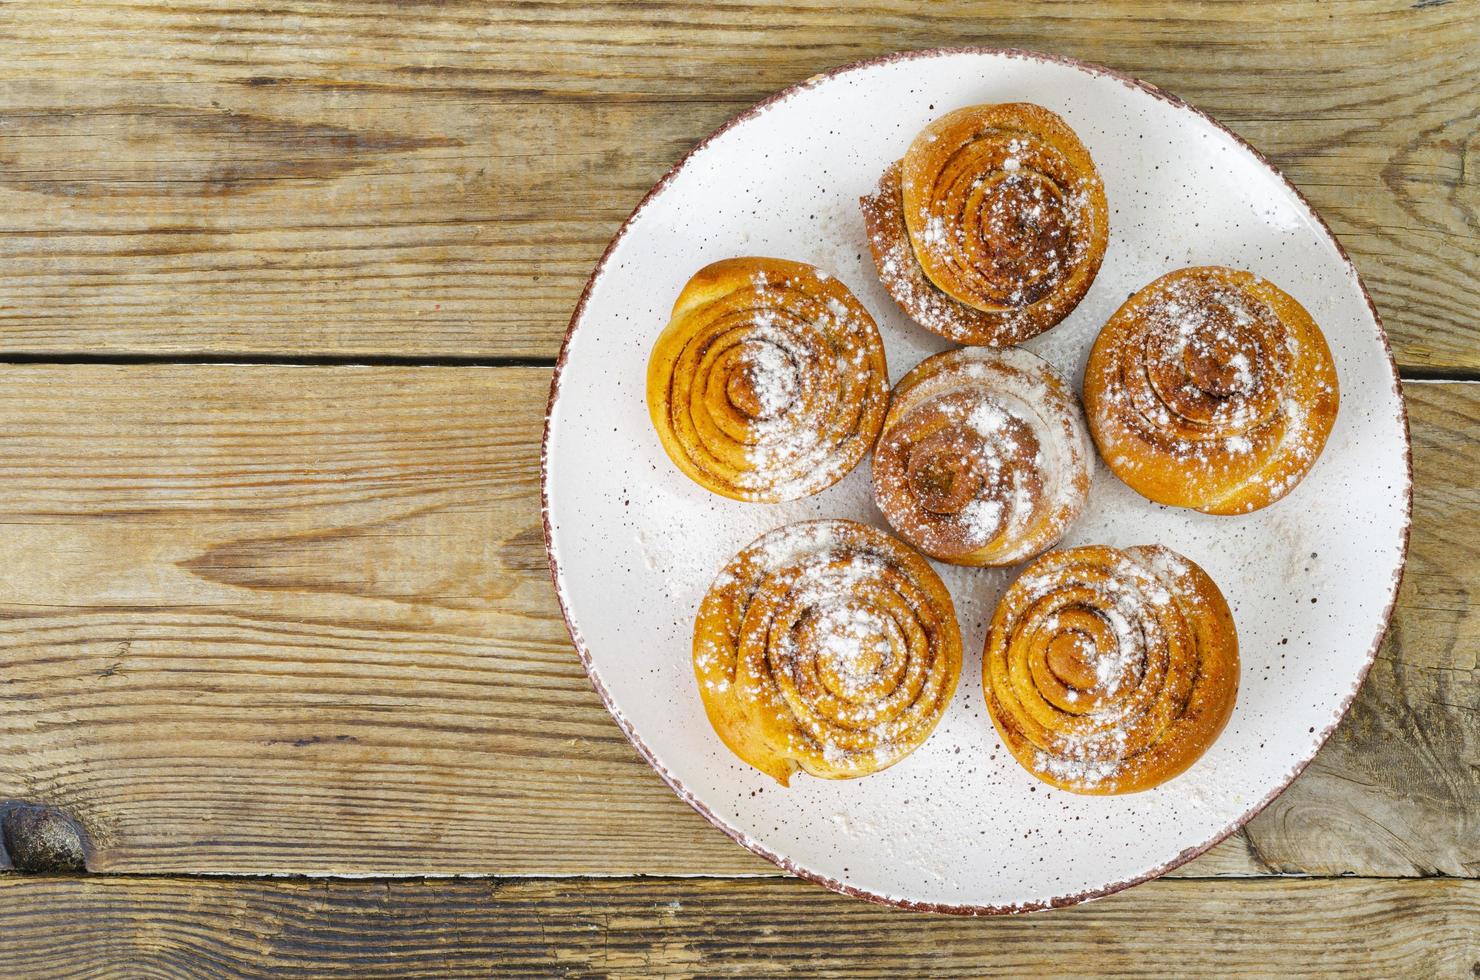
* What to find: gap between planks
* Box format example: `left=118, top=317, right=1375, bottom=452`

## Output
left=0, top=355, right=1471, bottom=385
left=0, top=869, right=1464, bottom=887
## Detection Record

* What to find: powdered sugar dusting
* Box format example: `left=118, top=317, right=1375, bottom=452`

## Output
left=693, top=520, right=960, bottom=782
left=987, top=545, right=1233, bottom=792
left=656, top=258, right=890, bottom=502
left=739, top=336, right=799, bottom=418
left=739, top=278, right=881, bottom=499
left=1088, top=267, right=1338, bottom=513
left=861, top=162, right=1077, bottom=347
left=859, top=106, right=1105, bottom=348
left=873, top=347, right=1092, bottom=566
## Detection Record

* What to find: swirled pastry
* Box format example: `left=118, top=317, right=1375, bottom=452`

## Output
left=984, top=545, right=1238, bottom=794
left=648, top=257, right=889, bottom=502
left=861, top=102, right=1108, bottom=345
left=694, top=520, right=962, bottom=785
left=1084, top=266, right=1339, bottom=515
left=872, top=347, right=1092, bottom=566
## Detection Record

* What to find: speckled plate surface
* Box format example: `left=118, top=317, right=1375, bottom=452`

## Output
left=542, top=48, right=1410, bottom=914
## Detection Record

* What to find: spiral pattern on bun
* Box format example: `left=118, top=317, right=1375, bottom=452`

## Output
left=861, top=102, right=1108, bottom=345
left=694, top=520, right=962, bottom=785
left=984, top=545, right=1239, bottom=795
left=872, top=347, right=1092, bottom=566
left=647, top=257, right=889, bottom=502
left=1084, top=266, right=1339, bottom=515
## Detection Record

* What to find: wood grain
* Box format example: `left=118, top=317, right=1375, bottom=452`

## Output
left=0, top=1, right=1474, bottom=367
left=0, top=367, right=1472, bottom=877
left=0, top=875, right=1476, bottom=978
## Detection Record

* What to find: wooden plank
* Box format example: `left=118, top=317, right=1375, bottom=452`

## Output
left=0, top=2, right=1474, bottom=368
left=0, top=875, right=1475, bottom=977
left=0, top=86, right=688, bottom=359
left=0, top=364, right=764, bottom=875
left=0, top=370, right=1473, bottom=877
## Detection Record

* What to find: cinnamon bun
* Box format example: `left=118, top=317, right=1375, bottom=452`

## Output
left=648, top=257, right=889, bottom=502
left=1084, top=266, right=1339, bottom=514
left=983, top=544, right=1239, bottom=794
left=694, top=520, right=962, bottom=785
left=861, top=102, right=1108, bottom=345
left=871, top=347, right=1092, bottom=566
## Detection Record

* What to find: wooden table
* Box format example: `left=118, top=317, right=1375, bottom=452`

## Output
left=0, top=2, right=1475, bottom=975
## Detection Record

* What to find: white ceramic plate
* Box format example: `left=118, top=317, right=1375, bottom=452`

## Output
left=542, top=49, right=1410, bottom=913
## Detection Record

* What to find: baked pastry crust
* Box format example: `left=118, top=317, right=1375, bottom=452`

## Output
left=861, top=103, right=1108, bottom=345
left=1084, top=266, right=1339, bottom=515
left=694, top=520, right=962, bottom=785
left=983, top=544, right=1239, bottom=795
left=871, top=346, right=1092, bottom=566
left=647, top=257, right=889, bottom=502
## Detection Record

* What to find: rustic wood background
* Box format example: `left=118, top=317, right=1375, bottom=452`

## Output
left=0, top=1, right=1475, bottom=976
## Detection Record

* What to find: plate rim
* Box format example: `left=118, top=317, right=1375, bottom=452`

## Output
left=539, top=45, right=1414, bottom=915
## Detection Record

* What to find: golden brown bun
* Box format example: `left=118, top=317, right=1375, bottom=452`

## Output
left=646, top=257, right=889, bottom=502
left=1084, top=266, right=1339, bottom=515
left=694, top=520, right=961, bottom=785
left=861, top=103, right=1108, bottom=345
left=871, top=346, right=1092, bottom=566
left=983, top=544, right=1239, bottom=795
